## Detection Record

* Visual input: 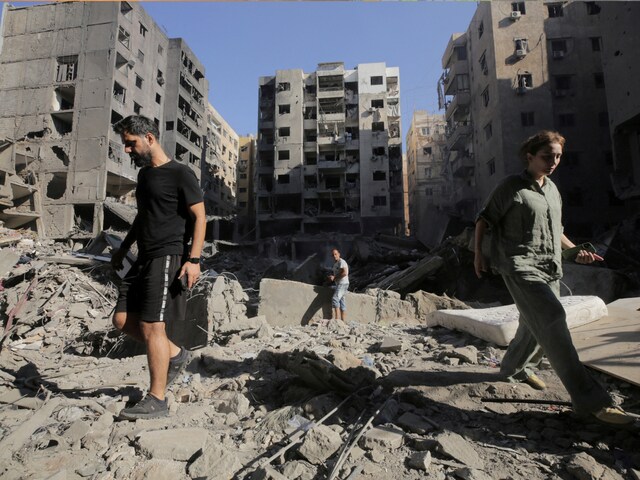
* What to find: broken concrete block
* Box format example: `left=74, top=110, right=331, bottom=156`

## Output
left=0, top=249, right=20, bottom=278
left=136, top=428, right=208, bottom=461
left=250, top=466, right=288, bottom=480
left=406, top=290, right=470, bottom=321
left=435, top=432, right=484, bottom=470
left=187, top=443, right=243, bottom=480
left=379, top=336, right=403, bottom=353
left=358, top=425, right=404, bottom=450
left=397, top=412, right=436, bottom=435
left=218, top=315, right=267, bottom=334
left=213, top=392, right=251, bottom=417
left=426, top=296, right=608, bottom=346
left=281, top=460, right=317, bottom=480
left=564, top=452, right=625, bottom=480
left=453, top=467, right=494, bottom=480
left=328, top=348, right=362, bottom=370
left=258, top=279, right=418, bottom=326
left=297, top=424, right=342, bottom=465
left=63, top=419, right=91, bottom=445
left=408, top=451, right=432, bottom=471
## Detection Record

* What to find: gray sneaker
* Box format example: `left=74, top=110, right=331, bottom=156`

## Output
left=118, top=394, right=168, bottom=421
left=166, top=348, right=191, bottom=387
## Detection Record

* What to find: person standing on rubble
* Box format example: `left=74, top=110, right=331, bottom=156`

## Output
left=328, top=248, right=349, bottom=321
left=110, top=115, right=205, bottom=421
left=474, top=130, right=633, bottom=425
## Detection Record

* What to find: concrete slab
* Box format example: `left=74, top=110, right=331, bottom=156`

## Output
left=571, top=297, right=640, bottom=387
left=258, top=278, right=418, bottom=327
left=426, top=296, right=607, bottom=346
left=0, top=249, right=20, bottom=278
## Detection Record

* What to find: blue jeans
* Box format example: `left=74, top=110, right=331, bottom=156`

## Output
left=500, top=275, right=612, bottom=414
left=332, top=283, right=348, bottom=310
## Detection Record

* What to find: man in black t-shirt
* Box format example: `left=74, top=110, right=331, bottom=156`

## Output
left=111, top=115, right=206, bottom=420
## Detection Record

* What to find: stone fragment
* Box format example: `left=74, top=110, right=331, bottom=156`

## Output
left=435, top=432, right=484, bottom=470
left=136, top=428, right=208, bottom=461
left=213, top=392, right=251, bottom=417
left=408, top=451, right=432, bottom=471
left=453, top=467, right=494, bottom=480
left=218, top=315, right=267, bottom=334
left=379, top=336, right=403, bottom=353
left=187, top=443, right=243, bottom=480
left=358, top=425, right=404, bottom=450
left=397, top=412, right=436, bottom=434
left=565, top=452, right=625, bottom=480
left=451, top=346, right=479, bottom=364
left=281, top=460, right=317, bottom=480
left=367, top=449, right=385, bottom=463
left=329, top=348, right=362, bottom=370
left=297, top=425, right=342, bottom=465
left=63, top=419, right=91, bottom=444
left=250, top=466, right=288, bottom=480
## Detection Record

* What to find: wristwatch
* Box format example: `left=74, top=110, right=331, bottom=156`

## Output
left=187, top=257, right=201, bottom=264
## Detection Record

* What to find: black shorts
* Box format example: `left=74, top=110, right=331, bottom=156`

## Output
left=115, top=255, right=187, bottom=323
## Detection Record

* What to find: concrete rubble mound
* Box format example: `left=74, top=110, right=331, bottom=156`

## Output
left=1, top=226, right=639, bottom=480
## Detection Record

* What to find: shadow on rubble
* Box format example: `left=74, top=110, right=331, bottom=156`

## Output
left=193, top=347, right=639, bottom=472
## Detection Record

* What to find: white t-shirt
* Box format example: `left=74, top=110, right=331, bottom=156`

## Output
left=332, top=258, right=349, bottom=285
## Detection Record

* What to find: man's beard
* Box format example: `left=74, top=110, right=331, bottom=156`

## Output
left=131, top=150, right=152, bottom=167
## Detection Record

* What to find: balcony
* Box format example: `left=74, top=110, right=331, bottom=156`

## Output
left=317, top=134, right=345, bottom=146
left=445, top=91, right=471, bottom=121
left=317, top=160, right=347, bottom=172
left=446, top=122, right=471, bottom=151
left=450, top=152, right=475, bottom=178
left=317, top=88, right=344, bottom=99
left=443, top=62, right=469, bottom=96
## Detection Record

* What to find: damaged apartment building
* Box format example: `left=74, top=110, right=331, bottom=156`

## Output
left=0, top=2, right=212, bottom=239
left=405, top=111, right=448, bottom=247
left=256, top=62, right=403, bottom=238
left=435, top=0, right=639, bottom=238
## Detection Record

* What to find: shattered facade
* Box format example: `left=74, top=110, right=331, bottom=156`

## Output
left=256, top=62, right=403, bottom=238
left=201, top=103, right=239, bottom=217
left=405, top=111, right=448, bottom=240
left=163, top=38, right=207, bottom=182
left=0, top=2, right=209, bottom=239
left=235, top=135, right=256, bottom=240
left=437, top=1, right=634, bottom=236
left=600, top=2, right=640, bottom=207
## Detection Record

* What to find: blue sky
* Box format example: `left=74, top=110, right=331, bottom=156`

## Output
left=141, top=2, right=478, bottom=139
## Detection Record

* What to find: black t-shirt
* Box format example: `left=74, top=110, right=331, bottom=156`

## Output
left=135, top=160, right=203, bottom=259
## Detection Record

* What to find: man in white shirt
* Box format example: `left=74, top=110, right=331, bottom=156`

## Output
left=328, top=248, right=349, bottom=321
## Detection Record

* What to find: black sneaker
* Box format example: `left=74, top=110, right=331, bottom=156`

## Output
left=166, top=348, right=191, bottom=388
left=118, top=394, right=168, bottom=421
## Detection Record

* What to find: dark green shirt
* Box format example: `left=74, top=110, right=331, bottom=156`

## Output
left=478, top=170, right=563, bottom=282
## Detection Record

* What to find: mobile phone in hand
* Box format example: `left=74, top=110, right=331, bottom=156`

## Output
left=179, top=274, right=188, bottom=291
left=561, top=242, right=597, bottom=261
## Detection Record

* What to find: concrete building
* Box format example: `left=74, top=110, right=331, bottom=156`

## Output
left=405, top=111, right=447, bottom=244
left=0, top=2, right=208, bottom=239
left=600, top=1, right=640, bottom=209
left=437, top=1, right=632, bottom=236
left=163, top=39, right=208, bottom=181
left=256, top=62, right=403, bottom=238
left=202, top=103, right=238, bottom=218
left=236, top=135, right=256, bottom=240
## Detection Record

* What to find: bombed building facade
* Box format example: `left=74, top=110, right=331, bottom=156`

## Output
left=256, top=62, right=404, bottom=238
left=0, top=2, right=214, bottom=239
left=436, top=0, right=637, bottom=237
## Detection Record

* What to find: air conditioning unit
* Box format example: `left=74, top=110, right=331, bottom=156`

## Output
left=127, top=58, right=136, bottom=67
left=515, top=49, right=527, bottom=58
left=157, top=75, right=165, bottom=86
left=510, top=11, right=522, bottom=20
left=552, top=50, right=565, bottom=59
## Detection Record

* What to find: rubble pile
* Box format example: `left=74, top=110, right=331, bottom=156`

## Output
left=1, top=228, right=640, bottom=480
